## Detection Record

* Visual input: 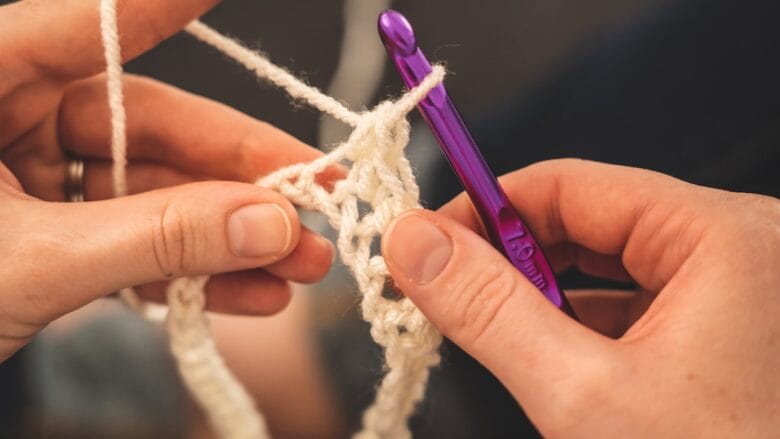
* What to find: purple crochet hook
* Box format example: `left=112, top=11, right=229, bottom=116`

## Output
left=378, top=10, right=576, bottom=318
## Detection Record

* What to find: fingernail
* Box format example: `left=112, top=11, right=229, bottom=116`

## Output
left=227, top=204, right=292, bottom=258
left=385, top=213, right=452, bottom=284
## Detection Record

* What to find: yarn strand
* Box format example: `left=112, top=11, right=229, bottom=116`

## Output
left=186, top=21, right=362, bottom=127
left=101, top=8, right=446, bottom=439
left=98, top=0, right=127, bottom=197
left=99, top=2, right=270, bottom=438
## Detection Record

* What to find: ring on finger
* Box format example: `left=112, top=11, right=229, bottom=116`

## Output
left=63, top=157, right=85, bottom=202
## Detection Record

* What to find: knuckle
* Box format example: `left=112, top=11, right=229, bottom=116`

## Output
left=547, top=157, right=586, bottom=168
left=737, top=193, right=780, bottom=223
left=151, top=200, right=204, bottom=277
left=234, top=129, right=269, bottom=180
left=736, top=194, right=780, bottom=253
left=445, top=261, right=516, bottom=346
left=704, top=192, right=780, bottom=254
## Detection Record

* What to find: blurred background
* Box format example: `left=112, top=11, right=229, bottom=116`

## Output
left=1, top=0, right=778, bottom=437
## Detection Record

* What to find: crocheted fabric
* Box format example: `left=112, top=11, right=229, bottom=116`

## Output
left=99, top=2, right=446, bottom=438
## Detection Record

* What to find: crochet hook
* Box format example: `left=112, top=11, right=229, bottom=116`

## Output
left=378, top=10, right=577, bottom=319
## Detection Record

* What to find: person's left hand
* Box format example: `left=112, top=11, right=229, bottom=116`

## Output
left=0, top=0, right=339, bottom=360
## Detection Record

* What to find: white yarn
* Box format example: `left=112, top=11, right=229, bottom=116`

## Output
left=100, top=1, right=269, bottom=437
left=98, top=0, right=127, bottom=197
left=319, top=0, right=394, bottom=147
left=256, top=71, right=446, bottom=439
left=98, top=0, right=150, bottom=317
left=185, top=21, right=361, bottom=128
left=100, top=3, right=446, bottom=437
left=167, top=276, right=266, bottom=439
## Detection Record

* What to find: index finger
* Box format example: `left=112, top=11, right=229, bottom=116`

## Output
left=59, top=74, right=345, bottom=186
left=438, top=159, right=716, bottom=291
left=2, top=0, right=218, bottom=81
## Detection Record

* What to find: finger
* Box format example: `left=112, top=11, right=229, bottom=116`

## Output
left=84, top=163, right=335, bottom=283
left=438, top=159, right=716, bottom=291
left=263, top=227, right=335, bottom=284
left=21, top=181, right=310, bottom=321
left=83, top=160, right=335, bottom=282
left=0, top=160, right=24, bottom=193
left=14, top=159, right=200, bottom=202
left=434, top=184, right=632, bottom=282
left=566, top=289, right=641, bottom=338
left=59, top=75, right=345, bottom=185
left=82, top=160, right=198, bottom=201
left=3, top=0, right=218, bottom=82
left=545, top=242, right=633, bottom=282
left=382, top=210, right=619, bottom=431
left=136, top=269, right=291, bottom=316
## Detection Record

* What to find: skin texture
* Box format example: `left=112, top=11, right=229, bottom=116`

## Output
left=0, top=0, right=340, bottom=361
left=3, top=2, right=778, bottom=438
left=382, top=159, right=780, bottom=438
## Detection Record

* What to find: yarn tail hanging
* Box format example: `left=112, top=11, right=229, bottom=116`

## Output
left=99, top=1, right=270, bottom=438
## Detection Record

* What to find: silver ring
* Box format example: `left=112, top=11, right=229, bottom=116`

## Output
left=64, top=159, right=84, bottom=202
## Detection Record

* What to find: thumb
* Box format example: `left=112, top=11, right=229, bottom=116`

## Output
left=382, top=210, right=618, bottom=430
left=30, top=181, right=300, bottom=316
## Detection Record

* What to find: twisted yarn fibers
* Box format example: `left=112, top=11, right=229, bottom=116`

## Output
left=99, top=2, right=445, bottom=437
left=100, top=2, right=267, bottom=437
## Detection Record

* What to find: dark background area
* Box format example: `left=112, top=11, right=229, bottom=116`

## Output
left=120, top=0, right=665, bottom=147
left=1, top=0, right=778, bottom=437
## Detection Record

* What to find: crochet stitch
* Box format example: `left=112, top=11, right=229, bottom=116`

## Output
left=99, top=1, right=445, bottom=437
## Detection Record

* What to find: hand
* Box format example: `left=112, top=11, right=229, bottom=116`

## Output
left=382, top=159, right=780, bottom=437
left=0, top=0, right=337, bottom=361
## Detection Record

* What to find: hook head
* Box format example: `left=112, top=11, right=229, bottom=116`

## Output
left=378, top=10, right=417, bottom=56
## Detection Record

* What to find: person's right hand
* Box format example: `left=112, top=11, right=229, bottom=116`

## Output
left=382, top=159, right=780, bottom=437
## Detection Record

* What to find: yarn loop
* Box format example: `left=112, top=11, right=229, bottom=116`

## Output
left=99, top=2, right=446, bottom=437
